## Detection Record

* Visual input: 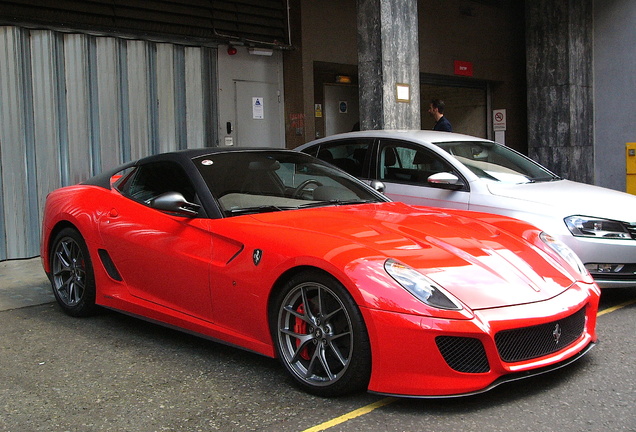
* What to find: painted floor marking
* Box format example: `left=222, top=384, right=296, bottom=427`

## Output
left=300, top=397, right=397, bottom=432
left=597, top=298, right=636, bottom=317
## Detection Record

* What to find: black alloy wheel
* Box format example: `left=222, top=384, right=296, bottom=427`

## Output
left=49, top=227, right=97, bottom=317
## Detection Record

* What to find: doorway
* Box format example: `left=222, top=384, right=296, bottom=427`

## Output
left=324, top=84, right=360, bottom=136
left=420, top=74, right=490, bottom=139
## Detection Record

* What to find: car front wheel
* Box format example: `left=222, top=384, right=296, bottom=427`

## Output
left=272, top=271, right=371, bottom=396
left=49, top=227, right=97, bottom=317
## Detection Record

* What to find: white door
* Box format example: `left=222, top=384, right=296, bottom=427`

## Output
left=234, top=80, right=282, bottom=147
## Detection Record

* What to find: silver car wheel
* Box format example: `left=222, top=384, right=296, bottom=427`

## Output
left=277, top=281, right=355, bottom=388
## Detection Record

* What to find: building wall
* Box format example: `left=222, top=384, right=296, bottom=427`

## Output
left=526, top=0, right=594, bottom=185
left=0, top=26, right=216, bottom=260
left=593, top=0, right=636, bottom=192
left=299, top=0, right=359, bottom=143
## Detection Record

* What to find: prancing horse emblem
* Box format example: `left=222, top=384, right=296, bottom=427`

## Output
left=253, top=249, right=263, bottom=266
left=552, top=323, right=562, bottom=344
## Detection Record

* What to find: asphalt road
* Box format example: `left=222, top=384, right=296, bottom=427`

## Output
left=1, top=287, right=634, bottom=432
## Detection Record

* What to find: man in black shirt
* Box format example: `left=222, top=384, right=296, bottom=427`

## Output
left=428, top=99, right=453, bottom=132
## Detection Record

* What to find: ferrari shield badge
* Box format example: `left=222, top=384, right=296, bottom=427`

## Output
left=253, top=249, right=263, bottom=266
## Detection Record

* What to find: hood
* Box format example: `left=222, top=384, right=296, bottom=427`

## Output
left=487, top=180, right=636, bottom=222
left=251, top=202, right=573, bottom=310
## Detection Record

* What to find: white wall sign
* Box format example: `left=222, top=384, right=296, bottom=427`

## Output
left=493, top=109, right=507, bottom=131
left=253, top=97, right=264, bottom=119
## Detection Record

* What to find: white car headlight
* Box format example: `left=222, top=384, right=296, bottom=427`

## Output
left=540, top=232, right=590, bottom=279
left=384, top=259, right=462, bottom=310
left=564, top=215, right=631, bottom=240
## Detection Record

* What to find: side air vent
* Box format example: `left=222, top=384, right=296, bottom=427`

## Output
left=98, top=249, right=123, bottom=282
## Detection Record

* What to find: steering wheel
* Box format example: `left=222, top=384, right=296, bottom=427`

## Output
left=292, top=179, right=323, bottom=198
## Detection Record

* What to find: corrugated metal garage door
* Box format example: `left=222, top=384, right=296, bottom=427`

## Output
left=0, top=26, right=217, bottom=260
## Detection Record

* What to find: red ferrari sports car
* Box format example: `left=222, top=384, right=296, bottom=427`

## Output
left=41, top=148, right=599, bottom=398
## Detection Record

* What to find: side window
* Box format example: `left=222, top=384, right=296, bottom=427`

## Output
left=379, top=140, right=455, bottom=186
left=118, top=161, right=197, bottom=205
left=310, top=139, right=373, bottom=178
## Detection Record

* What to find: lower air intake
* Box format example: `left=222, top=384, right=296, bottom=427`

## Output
left=436, top=336, right=490, bottom=373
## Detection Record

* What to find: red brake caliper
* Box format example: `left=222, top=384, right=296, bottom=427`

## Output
left=294, top=304, right=311, bottom=360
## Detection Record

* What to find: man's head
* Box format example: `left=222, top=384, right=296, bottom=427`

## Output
left=428, top=99, right=445, bottom=120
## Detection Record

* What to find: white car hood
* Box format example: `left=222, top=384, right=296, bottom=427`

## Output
left=487, top=180, right=636, bottom=222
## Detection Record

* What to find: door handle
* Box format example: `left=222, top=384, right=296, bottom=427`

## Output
left=226, top=122, right=232, bottom=134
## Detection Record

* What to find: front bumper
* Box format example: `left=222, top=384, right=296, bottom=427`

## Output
left=361, top=282, right=599, bottom=397
left=560, top=235, right=636, bottom=288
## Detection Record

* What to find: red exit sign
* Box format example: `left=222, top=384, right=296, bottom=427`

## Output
left=454, top=60, right=473, bottom=77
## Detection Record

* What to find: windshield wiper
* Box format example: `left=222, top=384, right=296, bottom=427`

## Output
left=297, top=199, right=376, bottom=209
left=226, top=205, right=295, bottom=215
left=228, top=200, right=377, bottom=215
left=528, top=176, right=561, bottom=183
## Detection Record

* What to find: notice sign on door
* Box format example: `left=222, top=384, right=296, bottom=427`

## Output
left=252, top=97, right=264, bottom=119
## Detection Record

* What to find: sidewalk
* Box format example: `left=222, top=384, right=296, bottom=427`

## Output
left=0, top=257, right=54, bottom=311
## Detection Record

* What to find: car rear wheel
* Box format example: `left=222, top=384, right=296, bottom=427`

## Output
left=49, top=228, right=97, bottom=317
left=272, top=271, right=371, bottom=396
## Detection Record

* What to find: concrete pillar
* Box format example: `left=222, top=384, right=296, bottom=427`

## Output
left=357, top=0, right=420, bottom=130
left=526, top=0, right=593, bottom=183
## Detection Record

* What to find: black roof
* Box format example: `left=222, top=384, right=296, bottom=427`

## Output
left=82, top=147, right=295, bottom=189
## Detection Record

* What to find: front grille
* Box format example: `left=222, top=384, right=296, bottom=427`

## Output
left=495, top=307, right=587, bottom=363
left=625, top=222, right=636, bottom=239
left=436, top=336, right=490, bottom=373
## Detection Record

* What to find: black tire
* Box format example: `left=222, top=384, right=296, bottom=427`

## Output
left=49, top=227, right=98, bottom=317
left=271, top=270, right=371, bottom=397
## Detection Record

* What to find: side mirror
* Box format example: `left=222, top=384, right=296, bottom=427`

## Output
left=370, top=180, right=386, bottom=193
left=427, top=172, right=464, bottom=190
left=150, top=192, right=200, bottom=217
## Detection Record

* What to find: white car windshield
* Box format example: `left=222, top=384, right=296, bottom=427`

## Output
left=435, top=141, right=560, bottom=184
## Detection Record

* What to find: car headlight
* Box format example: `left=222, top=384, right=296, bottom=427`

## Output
left=564, top=215, right=631, bottom=240
left=540, top=232, right=591, bottom=279
left=384, top=259, right=462, bottom=310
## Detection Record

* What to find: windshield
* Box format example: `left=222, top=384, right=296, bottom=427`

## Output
left=193, top=151, right=385, bottom=216
left=435, top=141, right=559, bottom=184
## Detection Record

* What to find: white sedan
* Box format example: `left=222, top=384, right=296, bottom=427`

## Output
left=297, top=130, right=636, bottom=288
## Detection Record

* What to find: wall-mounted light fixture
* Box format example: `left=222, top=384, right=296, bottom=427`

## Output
left=248, top=47, right=274, bottom=56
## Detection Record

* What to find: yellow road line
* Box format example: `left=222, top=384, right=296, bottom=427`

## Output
left=301, top=298, right=635, bottom=432
left=300, top=397, right=397, bottom=432
left=597, top=298, right=636, bottom=317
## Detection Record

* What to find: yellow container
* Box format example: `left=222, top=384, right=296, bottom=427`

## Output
left=626, top=143, right=636, bottom=195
